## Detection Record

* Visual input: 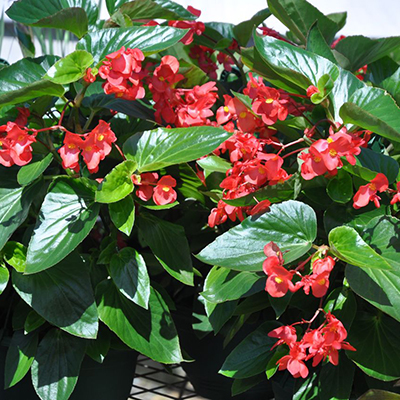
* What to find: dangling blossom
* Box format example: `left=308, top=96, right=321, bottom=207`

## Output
left=353, top=173, right=389, bottom=209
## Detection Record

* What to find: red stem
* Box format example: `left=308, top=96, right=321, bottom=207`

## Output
left=282, top=147, right=307, bottom=159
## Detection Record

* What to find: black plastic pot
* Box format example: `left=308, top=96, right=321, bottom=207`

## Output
left=0, top=346, right=138, bottom=400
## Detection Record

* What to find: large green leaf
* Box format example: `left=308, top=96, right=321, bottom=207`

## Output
left=329, top=226, right=392, bottom=270
left=76, top=25, right=188, bottom=63
left=347, top=311, right=400, bottom=381
left=204, top=298, right=238, bottom=335
left=26, top=178, right=100, bottom=273
left=124, top=126, right=231, bottom=173
left=13, top=252, right=99, bottom=339
left=202, top=267, right=265, bottom=303
left=197, top=200, right=317, bottom=271
left=4, top=330, right=38, bottom=388
left=44, top=50, right=94, bottom=84
left=137, top=213, right=193, bottom=286
left=346, top=216, right=400, bottom=322
left=96, top=280, right=183, bottom=363
left=219, top=321, right=281, bottom=378
left=6, top=0, right=90, bottom=38
left=335, top=35, right=400, bottom=72
left=96, top=160, right=137, bottom=203
left=0, top=179, right=41, bottom=251
left=326, top=169, right=353, bottom=204
left=340, top=86, right=400, bottom=143
left=31, top=329, right=86, bottom=400
left=118, top=0, right=196, bottom=20
left=109, top=195, right=135, bottom=236
left=306, top=22, right=337, bottom=64
left=233, top=8, right=271, bottom=46
left=109, top=247, right=150, bottom=309
left=2, top=241, right=27, bottom=273
left=0, top=56, right=64, bottom=108
left=267, top=0, right=341, bottom=45
left=17, top=154, right=54, bottom=186
left=359, top=390, right=400, bottom=400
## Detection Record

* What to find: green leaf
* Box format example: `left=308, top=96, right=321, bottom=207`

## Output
left=347, top=311, right=400, bottom=381
left=197, top=200, right=317, bottom=271
left=124, top=126, right=231, bottom=173
left=0, top=264, right=9, bottom=294
left=232, top=374, right=266, bottom=396
left=44, top=50, right=94, bottom=84
left=202, top=266, right=264, bottom=303
left=0, top=57, right=64, bottom=107
left=343, top=147, right=399, bottom=184
left=219, top=321, right=281, bottom=378
left=96, top=280, right=183, bottom=363
left=346, top=216, right=400, bottom=323
left=340, top=86, right=400, bottom=143
left=266, top=346, right=287, bottom=379
left=359, top=390, right=400, bottom=400
left=4, top=330, right=38, bottom=388
left=204, top=298, right=237, bottom=335
left=77, top=25, right=188, bottom=63
left=335, top=35, right=400, bottom=72
left=31, top=329, right=86, bottom=400
left=197, top=155, right=231, bottom=178
left=109, top=195, right=135, bottom=236
left=13, top=252, right=99, bottom=339
left=96, top=160, right=137, bottom=204
left=6, top=0, right=89, bottom=38
left=329, top=226, right=392, bottom=270
left=234, top=291, right=270, bottom=316
left=105, top=0, right=127, bottom=15
left=233, top=8, right=271, bottom=46
left=109, top=247, right=150, bottom=309
left=85, top=327, right=110, bottom=363
left=267, top=0, right=341, bottom=44
left=137, top=213, right=193, bottom=286
left=1, top=243, right=25, bottom=274
left=17, top=153, right=53, bottom=186
left=24, top=310, right=46, bottom=333
left=323, top=287, right=357, bottom=330
left=269, top=292, right=292, bottom=319
left=118, top=0, right=196, bottom=20
left=0, top=179, right=41, bottom=252
left=26, top=178, right=100, bottom=273
left=306, top=22, right=337, bottom=64
left=326, top=169, right=353, bottom=204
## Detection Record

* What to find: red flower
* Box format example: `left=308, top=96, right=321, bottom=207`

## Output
left=59, top=132, right=84, bottom=171
left=168, top=6, right=205, bottom=45
left=306, top=85, right=319, bottom=97
left=15, top=107, right=30, bottom=127
left=132, top=172, right=159, bottom=201
left=264, top=261, right=296, bottom=298
left=249, top=199, right=271, bottom=216
left=153, top=175, right=177, bottom=205
left=353, top=173, right=389, bottom=209
left=189, top=45, right=217, bottom=79
left=277, top=342, right=309, bottom=378
left=217, top=52, right=234, bottom=72
left=83, top=68, right=96, bottom=83
left=268, top=325, right=297, bottom=349
left=252, top=87, right=288, bottom=125
left=391, top=182, right=400, bottom=205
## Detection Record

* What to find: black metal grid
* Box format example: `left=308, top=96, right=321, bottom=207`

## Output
left=129, top=355, right=201, bottom=400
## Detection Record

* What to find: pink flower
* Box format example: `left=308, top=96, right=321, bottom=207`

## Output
left=353, top=173, right=389, bottom=209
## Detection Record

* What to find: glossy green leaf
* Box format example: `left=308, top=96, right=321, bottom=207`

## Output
left=232, top=374, right=266, bottom=396
left=326, top=169, right=353, bottom=204
left=44, top=50, right=94, bottom=84
left=4, top=330, right=38, bottom=388
left=85, top=327, right=110, bottom=363
left=2, top=241, right=26, bottom=273
left=197, top=200, right=317, bottom=271
left=359, top=390, right=400, bottom=400
left=13, top=252, right=99, bottom=339
left=0, top=264, right=9, bottom=294
left=96, top=280, right=183, bottom=363
left=6, top=0, right=89, bottom=38
left=109, top=247, right=150, bottom=309
left=233, top=291, right=270, bottom=316
left=24, top=310, right=46, bottom=333
left=124, top=126, right=231, bottom=173
left=329, top=226, right=392, bottom=270
left=0, top=56, right=64, bottom=107
left=197, top=155, right=231, bottom=178
left=233, top=8, right=271, bottom=46
left=26, top=178, right=100, bottom=273
left=137, top=213, right=193, bottom=286
left=105, top=0, right=127, bottom=15
left=0, top=179, right=41, bottom=252
left=96, top=160, right=137, bottom=204
left=306, top=22, right=336, bottom=64
left=219, top=321, right=281, bottom=378
left=109, top=195, right=135, bottom=236
left=269, top=292, right=292, bottom=319
left=347, top=311, right=400, bottom=381
left=346, top=216, right=400, bottom=322
left=202, top=267, right=265, bottom=303
left=118, top=0, right=196, bottom=20
left=77, top=25, right=188, bottom=63
left=340, top=86, right=400, bottom=143
left=204, top=298, right=237, bottom=335
left=17, top=154, right=53, bottom=186
left=323, top=287, right=357, bottom=330
left=267, top=0, right=341, bottom=44
left=31, top=329, right=86, bottom=400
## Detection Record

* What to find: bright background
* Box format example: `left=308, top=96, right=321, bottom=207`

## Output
left=1, top=0, right=400, bottom=63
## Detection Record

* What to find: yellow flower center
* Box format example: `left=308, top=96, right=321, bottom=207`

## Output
left=223, top=106, right=229, bottom=113
left=369, top=183, right=376, bottom=191
left=239, top=111, right=247, bottom=118
left=68, top=143, right=76, bottom=149
left=116, top=92, right=124, bottom=98
left=314, top=156, right=321, bottom=163
left=159, top=76, right=165, bottom=81
left=318, top=278, right=326, bottom=285
left=327, top=137, right=334, bottom=143
left=162, top=186, right=170, bottom=192
left=85, top=146, right=92, bottom=152
left=258, top=167, right=266, bottom=174
left=265, top=98, right=274, bottom=104
left=18, top=135, right=25, bottom=141
left=329, top=149, right=337, bottom=157
left=97, top=134, right=104, bottom=141
left=275, top=277, right=283, bottom=284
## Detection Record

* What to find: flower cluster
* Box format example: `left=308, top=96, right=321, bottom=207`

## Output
left=262, top=242, right=335, bottom=299
left=353, top=172, right=389, bottom=209
left=168, top=6, right=205, bottom=45
left=148, top=55, right=218, bottom=126
left=0, top=122, right=36, bottom=167
left=189, top=45, right=218, bottom=80
left=132, top=173, right=177, bottom=205
left=99, top=46, right=145, bottom=100
left=269, top=312, right=356, bottom=379
left=58, top=121, right=116, bottom=173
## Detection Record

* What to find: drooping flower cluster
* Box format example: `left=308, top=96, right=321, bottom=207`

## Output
left=58, top=121, right=116, bottom=173
left=262, top=242, right=335, bottom=299
left=0, top=122, right=36, bottom=167
left=353, top=172, right=389, bottom=209
left=148, top=55, right=218, bottom=126
left=268, top=312, right=356, bottom=378
left=168, top=6, right=205, bottom=45
left=99, top=46, right=145, bottom=100
left=132, top=173, right=177, bottom=205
